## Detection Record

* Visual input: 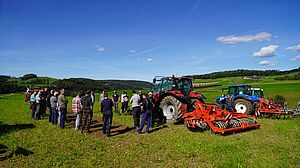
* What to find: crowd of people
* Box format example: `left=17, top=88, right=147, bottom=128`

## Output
left=27, top=88, right=155, bottom=137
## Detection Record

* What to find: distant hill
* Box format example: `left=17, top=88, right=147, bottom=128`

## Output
left=0, top=74, right=152, bottom=94
left=185, top=67, right=300, bottom=79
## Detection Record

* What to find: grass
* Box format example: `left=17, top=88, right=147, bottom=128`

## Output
left=0, top=93, right=300, bottom=167
left=193, top=75, right=300, bottom=107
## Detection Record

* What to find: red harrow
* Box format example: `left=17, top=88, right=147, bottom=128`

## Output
left=255, top=99, right=290, bottom=118
left=183, top=100, right=260, bottom=134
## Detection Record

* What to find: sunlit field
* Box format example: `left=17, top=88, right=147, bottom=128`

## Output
left=0, top=93, right=299, bottom=167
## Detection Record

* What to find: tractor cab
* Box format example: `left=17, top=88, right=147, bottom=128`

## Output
left=152, top=76, right=192, bottom=96
left=228, top=84, right=252, bottom=96
left=251, top=88, right=264, bottom=98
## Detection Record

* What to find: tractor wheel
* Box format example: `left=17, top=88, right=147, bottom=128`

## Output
left=234, top=99, right=253, bottom=114
left=159, top=96, right=183, bottom=123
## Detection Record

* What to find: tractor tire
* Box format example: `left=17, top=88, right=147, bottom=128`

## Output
left=234, top=99, right=253, bottom=114
left=159, top=96, right=183, bottom=123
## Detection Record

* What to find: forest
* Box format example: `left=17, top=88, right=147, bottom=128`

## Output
left=186, top=67, right=300, bottom=79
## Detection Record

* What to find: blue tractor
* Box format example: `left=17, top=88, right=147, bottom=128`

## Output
left=216, top=84, right=260, bottom=114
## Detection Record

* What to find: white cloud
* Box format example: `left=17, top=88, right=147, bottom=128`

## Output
left=259, top=60, right=275, bottom=66
left=290, top=55, right=300, bottom=61
left=217, top=32, right=272, bottom=44
left=130, top=49, right=136, bottom=54
left=146, top=58, right=153, bottom=62
left=253, top=45, right=279, bottom=57
left=95, top=45, right=106, bottom=52
left=286, top=44, right=300, bottom=52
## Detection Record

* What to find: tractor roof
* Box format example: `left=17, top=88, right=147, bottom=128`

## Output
left=229, top=84, right=252, bottom=87
left=154, top=76, right=192, bottom=80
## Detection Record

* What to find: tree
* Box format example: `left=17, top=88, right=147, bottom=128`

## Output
left=21, top=74, right=37, bottom=80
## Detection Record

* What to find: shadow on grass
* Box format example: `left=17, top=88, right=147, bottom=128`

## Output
left=0, top=145, right=34, bottom=161
left=90, top=124, right=122, bottom=133
left=149, top=125, right=168, bottom=133
left=109, top=126, right=136, bottom=137
left=0, top=121, right=35, bottom=136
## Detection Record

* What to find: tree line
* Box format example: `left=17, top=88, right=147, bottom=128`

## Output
left=0, top=74, right=153, bottom=94
left=185, top=67, right=300, bottom=79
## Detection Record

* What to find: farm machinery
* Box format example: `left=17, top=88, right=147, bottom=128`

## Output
left=152, top=76, right=260, bottom=134
left=215, top=84, right=290, bottom=118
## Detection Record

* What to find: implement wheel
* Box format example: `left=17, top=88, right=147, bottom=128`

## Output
left=160, top=96, right=183, bottom=123
left=234, top=99, right=253, bottom=114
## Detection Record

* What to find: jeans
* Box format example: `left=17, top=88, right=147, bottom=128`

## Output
left=51, top=107, right=57, bottom=125
left=138, top=109, right=151, bottom=134
left=75, top=112, right=82, bottom=130
left=59, top=108, right=67, bottom=128
left=103, top=111, right=112, bottom=136
left=31, top=109, right=36, bottom=119
left=132, top=106, right=140, bottom=128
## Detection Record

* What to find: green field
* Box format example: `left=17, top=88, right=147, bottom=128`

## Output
left=0, top=93, right=300, bottom=167
left=193, top=75, right=300, bottom=107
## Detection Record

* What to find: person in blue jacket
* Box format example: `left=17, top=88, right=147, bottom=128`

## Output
left=137, top=93, right=153, bottom=134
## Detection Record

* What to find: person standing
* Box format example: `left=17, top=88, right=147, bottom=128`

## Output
left=35, top=90, right=42, bottom=120
left=58, top=89, right=68, bottom=129
left=39, top=90, right=46, bottom=117
left=225, top=95, right=234, bottom=112
left=80, top=90, right=93, bottom=133
left=138, top=94, right=152, bottom=134
left=48, top=90, right=54, bottom=123
left=90, top=91, right=95, bottom=120
left=130, top=90, right=140, bottom=128
left=121, top=91, right=126, bottom=114
left=50, top=91, right=59, bottom=125
left=112, top=91, right=119, bottom=113
left=43, top=87, right=50, bottom=116
left=100, top=91, right=105, bottom=103
left=148, top=92, right=155, bottom=128
left=25, top=87, right=30, bottom=102
left=72, top=92, right=82, bottom=131
left=30, top=91, right=37, bottom=119
left=101, top=93, right=113, bottom=137
left=121, top=91, right=129, bottom=114
left=123, top=92, right=129, bottom=114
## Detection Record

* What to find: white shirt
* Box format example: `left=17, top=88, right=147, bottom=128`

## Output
left=130, top=94, right=140, bottom=107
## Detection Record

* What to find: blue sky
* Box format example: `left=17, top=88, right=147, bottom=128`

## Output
left=0, top=0, right=299, bottom=81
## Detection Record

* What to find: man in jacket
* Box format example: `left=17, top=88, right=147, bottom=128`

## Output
left=58, top=89, right=68, bottom=128
left=81, top=90, right=93, bottom=133
left=101, top=93, right=113, bottom=137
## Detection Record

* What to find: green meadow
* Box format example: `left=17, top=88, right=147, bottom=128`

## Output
left=0, top=93, right=299, bottom=167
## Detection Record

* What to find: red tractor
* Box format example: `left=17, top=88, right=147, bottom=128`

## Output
left=152, top=76, right=260, bottom=134
left=152, top=76, right=205, bottom=123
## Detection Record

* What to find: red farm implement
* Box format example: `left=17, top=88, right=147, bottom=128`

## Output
left=256, top=99, right=291, bottom=118
left=152, top=76, right=260, bottom=134
left=183, top=100, right=260, bottom=134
